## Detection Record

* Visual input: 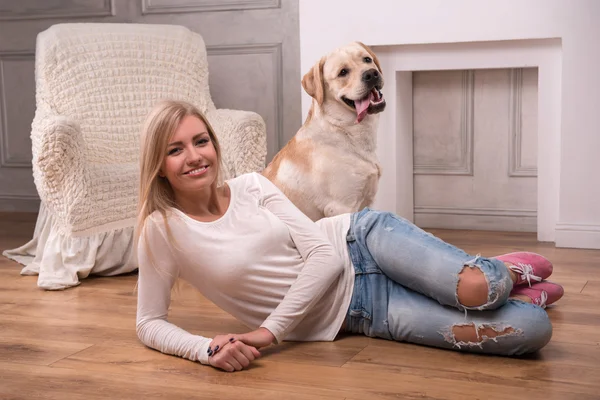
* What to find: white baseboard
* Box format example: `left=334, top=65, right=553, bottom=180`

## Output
left=555, top=223, right=600, bottom=249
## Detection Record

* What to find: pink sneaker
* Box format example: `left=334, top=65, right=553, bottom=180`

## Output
left=511, top=281, right=564, bottom=308
left=495, top=251, right=553, bottom=287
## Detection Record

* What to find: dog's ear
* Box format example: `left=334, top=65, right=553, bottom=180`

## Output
left=357, top=41, right=383, bottom=75
left=302, top=57, right=325, bottom=106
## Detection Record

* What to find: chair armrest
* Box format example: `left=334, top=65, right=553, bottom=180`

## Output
left=206, top=109, right=267, bottom=178
left=31, top=114, right=88, bottom=229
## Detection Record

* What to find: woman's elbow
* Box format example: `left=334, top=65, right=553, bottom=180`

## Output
left=136, top=319, right=147, bottom=341
left=136, top=317, right=155, bottom=345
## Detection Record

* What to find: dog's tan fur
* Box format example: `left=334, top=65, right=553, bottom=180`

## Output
left=263, top=42, right=386, bottom=221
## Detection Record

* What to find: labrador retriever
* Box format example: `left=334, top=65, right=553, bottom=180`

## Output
left=262, top=41, right=386, bottom=221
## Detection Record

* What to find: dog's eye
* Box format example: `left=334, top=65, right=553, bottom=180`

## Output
left=364, top=57, right=372, bottom=63
left=338, top=68, right=348, bottom=77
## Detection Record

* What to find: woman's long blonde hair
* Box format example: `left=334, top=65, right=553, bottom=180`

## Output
left=136, top=100, right=223, bottom=250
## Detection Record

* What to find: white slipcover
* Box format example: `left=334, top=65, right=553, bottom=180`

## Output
left=3, top=23, right=267, bottom=290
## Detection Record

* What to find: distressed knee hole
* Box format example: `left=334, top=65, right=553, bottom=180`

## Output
left=456, top=265, right=489, bottom=307
left=450, top=323, right=516, bottom=344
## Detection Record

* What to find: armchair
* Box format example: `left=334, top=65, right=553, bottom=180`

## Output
left=3, top=23, right=267, bottom=290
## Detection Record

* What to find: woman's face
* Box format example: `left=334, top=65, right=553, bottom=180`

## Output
left=160, top=115, right=219, bottom=196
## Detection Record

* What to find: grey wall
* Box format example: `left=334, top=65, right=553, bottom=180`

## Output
left=0, top=0, right=301, bottom=212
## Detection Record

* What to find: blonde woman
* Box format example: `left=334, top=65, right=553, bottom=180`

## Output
left=136, top=100, right=563, bottom=373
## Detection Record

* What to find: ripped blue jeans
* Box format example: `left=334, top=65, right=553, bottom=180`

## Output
left=343, top=208, right=553, bottom=355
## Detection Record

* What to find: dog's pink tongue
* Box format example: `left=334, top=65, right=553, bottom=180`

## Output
left=355, top=92, right=374, bottom=123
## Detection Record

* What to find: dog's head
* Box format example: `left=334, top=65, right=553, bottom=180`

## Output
left=302, top=41, right=386, bottom=124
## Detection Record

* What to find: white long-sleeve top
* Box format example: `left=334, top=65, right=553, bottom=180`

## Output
left=136, top=172, right=354, bottom=365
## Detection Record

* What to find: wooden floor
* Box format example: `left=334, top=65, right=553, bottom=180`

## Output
left=1, top=214, right=599, bottom=400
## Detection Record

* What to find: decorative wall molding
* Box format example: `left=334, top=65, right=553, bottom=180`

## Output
left=0, top=51, right=35, bottom=169
left=414, top=206, right=537, bottom=232
left=0, top=193, right=40, bottom=212
left=207, top=43, right=283, bottom=150
left=414, top=70, right=474, bottom=176
left=414, top=206, right=537, bottom=218
left=0, top=0, right=114, bottom=21
left=141, top=0, right=280, bottom=14
left=0, top=193, right=38, bottom=200
left=509, top=68, right=537, bottom=177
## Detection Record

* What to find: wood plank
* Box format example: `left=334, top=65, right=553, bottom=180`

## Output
left=52, top=345, right=600, bottom=400
left=343, top=341, right=600, bottom=394
left=256, top=335, right=368, bottom=367
left=0, top=337, right=93, bottom=366
left=581, top=280, right=600, bottom=297
left=545, top=323, right=600, bottom=347
left=0, top=362, right=342, bottom=400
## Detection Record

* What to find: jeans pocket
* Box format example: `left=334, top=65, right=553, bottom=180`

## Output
left=345, top=274, right=374, bottom=336
left=348, top=307, right=371, bottom=320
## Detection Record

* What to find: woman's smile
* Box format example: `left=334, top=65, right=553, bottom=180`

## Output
left=184, top=165, right=210, bottom=176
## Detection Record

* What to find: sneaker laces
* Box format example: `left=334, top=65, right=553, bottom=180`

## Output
left=509, top=262, right=542, bottom=287
left=533, top=290, right=548, bottom=309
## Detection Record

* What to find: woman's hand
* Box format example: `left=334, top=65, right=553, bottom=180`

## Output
left=206, top=328, right=274, bottom=372
left=207, top=339, right=261, bottom=372
left=236, top=328, right=276, bottom=349
left=209, top=328, right=275, bottom=354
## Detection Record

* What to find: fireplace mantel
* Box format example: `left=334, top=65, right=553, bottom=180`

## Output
left=370, top=39, right=561, bottom=242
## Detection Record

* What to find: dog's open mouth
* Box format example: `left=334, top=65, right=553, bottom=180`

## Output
left=342, top=87, right=386, bottom=123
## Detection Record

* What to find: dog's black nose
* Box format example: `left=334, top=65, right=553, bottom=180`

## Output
left=362, top=68, right=380, bottom=83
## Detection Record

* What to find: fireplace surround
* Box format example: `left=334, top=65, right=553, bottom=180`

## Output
left=299, top=0, right=600, bottom=249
